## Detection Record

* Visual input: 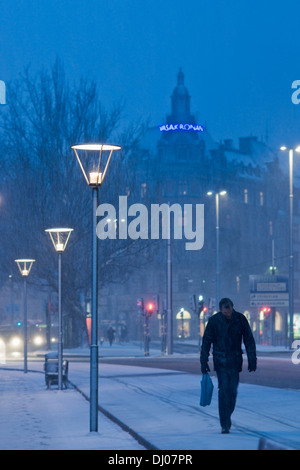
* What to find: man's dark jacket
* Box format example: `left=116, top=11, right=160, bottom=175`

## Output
left=200, top=310, right=257, bottom=372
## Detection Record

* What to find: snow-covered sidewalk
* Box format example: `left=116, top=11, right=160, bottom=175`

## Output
left=0, top=354, right=299, bottom=450
left=0, top=367, right=146, bottom=450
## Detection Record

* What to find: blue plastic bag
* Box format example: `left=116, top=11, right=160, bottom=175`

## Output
left=200, top=373, right=214, bottom=407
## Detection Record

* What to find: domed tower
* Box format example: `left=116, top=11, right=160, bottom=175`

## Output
left=167, top=68, right=195, bottom=124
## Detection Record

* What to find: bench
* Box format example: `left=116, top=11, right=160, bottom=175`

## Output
left=44, top=352, right=69, bottom=389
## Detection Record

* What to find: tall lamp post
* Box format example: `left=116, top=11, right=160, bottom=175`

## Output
left=45, top=228, right=73, bottom=390
left=280, top=145, right=300, bottom=347
left=207, top=190, right=227, bottom=305
left=15, top=259, right=35, bottom=373
left=167, top=236, right=173, bottom=355
left=71, top=143, right=121, bottom=432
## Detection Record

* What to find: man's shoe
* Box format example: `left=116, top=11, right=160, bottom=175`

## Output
left=221, top=427, right=230, bottom=434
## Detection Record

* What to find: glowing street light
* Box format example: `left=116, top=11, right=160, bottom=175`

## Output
left=72, top=143, right=121, bottom=187
left=71, top=143, right=121, bottom=432
left=280, top=145, right=300, bottom=347
left=15, top=259, right=35, bottom=373
left=15, top=259, right=35, bottom=277
left=45, top=228, right=73, bottom=390
left=45, top=228, right=73, bottom=254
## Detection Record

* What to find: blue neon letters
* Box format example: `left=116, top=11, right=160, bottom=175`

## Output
left=159, top=123, right=204, bottom=132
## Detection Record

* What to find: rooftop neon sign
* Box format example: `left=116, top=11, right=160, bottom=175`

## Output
left=159, top=123, right=204, bottom=132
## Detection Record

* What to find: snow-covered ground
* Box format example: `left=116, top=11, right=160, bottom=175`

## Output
left=0, top=342, right=299, bottom=451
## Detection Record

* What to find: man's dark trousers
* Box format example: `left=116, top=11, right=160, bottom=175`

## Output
left=216, top=369, right=239, bottom=429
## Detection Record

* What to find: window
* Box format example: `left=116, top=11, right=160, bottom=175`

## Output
left=269, top=221, right=273, bottom=236
left=179, top=180, right=188, bottom=196
left=236, top=276, right=240, bottom=293
left=176, top=145, right=189, bottom=161
left=259, top=191, right=264, bottom=206
left=244, top=189, right=248, bottom=204
left=164, top=180, right=175, bottom=196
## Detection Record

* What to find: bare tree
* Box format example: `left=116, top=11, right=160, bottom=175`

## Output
left=0, top=59, right=150, bottom=346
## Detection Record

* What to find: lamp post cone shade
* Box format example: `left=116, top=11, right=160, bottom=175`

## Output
left=15, top=259, right=35, bottom=277
left=71, top=143, right=121, bottom=187
left=14, top=259, right=35, bottom=374
left=45, top=228, right=74, bottom=253
left=45, top=228, right=73, bottom=390
left=72, top=142, right=121, bottom=433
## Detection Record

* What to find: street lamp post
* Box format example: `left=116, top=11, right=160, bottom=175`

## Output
left=71, top=143, right=121, bottom=432
left=207, top=191, right=227, bottom=305
left=45, top=228, right=73, bottom=390
left=167, top=236, right=173, bottom=355
left=280, top=145, right=300, bottom=347
left=15, top=259, right=35, bottom=373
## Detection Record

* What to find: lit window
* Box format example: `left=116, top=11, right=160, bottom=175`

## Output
left=260, top=191, right=264, bottom=206
left=269, top=221, right=273, bottom=236
left=236, top=276, right=240, bottom=293
left=141, top=183, right=147, bottom=198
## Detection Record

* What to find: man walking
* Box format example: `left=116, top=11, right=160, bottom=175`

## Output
left=200, top=298, right=257, bottom=433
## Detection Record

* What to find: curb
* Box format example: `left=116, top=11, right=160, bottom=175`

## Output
left=258, top=437, right=296, bottom=450
left=68, top=380, right=159, bottom=451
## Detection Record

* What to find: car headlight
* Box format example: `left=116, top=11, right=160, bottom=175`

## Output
left=10, top=336, right=22, bottom=347
left=33, top=335, right=44, bottom=346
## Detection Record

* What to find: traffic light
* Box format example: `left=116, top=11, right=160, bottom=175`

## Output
left=147, top=302, right=154, bottom=315
left=262, top=307, right=271, bottom=315
left=152, top=295, right=159, bottom=314
left=189, top=294, right=196, bottom=312
left=16, top=321, right=22, bottom=327
left=137, top=298, right=144, bottom=315
left=198, top=295, right=204, bottom=313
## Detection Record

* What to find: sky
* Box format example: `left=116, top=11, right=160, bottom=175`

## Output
left=1, top=0, right=300, bottom=150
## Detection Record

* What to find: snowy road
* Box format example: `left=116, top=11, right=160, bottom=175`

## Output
left=67, top=362, right=300, bottom=450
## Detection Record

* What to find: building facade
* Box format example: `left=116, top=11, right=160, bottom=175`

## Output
left=101, top=69, right=300, bottom=346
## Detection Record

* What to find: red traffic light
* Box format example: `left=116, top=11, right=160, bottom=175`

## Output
left=263, top=307, right=271, bottom=313
left=146, top=302, right=155, bottom=315
left=262, top=306, right=271, bottom=317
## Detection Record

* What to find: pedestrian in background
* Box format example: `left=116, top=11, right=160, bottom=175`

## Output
left=200, top=298, right=257, bottom=434
left=107, top=326, right=115, bottom=346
